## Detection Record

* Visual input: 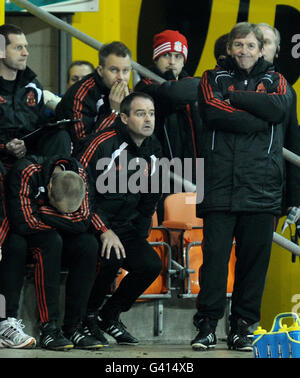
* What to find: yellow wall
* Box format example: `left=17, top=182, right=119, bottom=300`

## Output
left=0, top=0, right=4, bottom=25
left=70, top=0, right=300, bottom=327
left=72, top=0, right=142, bottom=67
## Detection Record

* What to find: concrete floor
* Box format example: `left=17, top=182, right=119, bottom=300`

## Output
left=3, top=280, right=255, bottom=366
left=0, top=341, right=253, bottom=359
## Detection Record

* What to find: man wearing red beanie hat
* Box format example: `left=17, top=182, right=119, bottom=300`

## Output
left=153, top=30, right=188, bottom=67
left=135, top=29, right=202, bottom=223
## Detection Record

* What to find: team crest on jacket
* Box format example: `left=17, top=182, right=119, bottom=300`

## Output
left=26, top=90, right=37, bottom=107
left=256, top=82, right=266, bottom=93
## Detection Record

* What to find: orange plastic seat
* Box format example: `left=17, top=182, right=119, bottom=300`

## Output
left=161, top=192, right=236, bottom=297
left=163, top=192, right=202, bottom=230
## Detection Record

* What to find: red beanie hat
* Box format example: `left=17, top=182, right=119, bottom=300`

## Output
left=153, top=30, right=188, bottom=62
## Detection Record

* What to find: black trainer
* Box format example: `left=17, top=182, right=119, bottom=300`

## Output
left=227, top=319, right=253, bottom=352
left=191, top=318, right=217, bottom=351
left=40, top=321, right=74, bottom=351
left=66, top=325, right=104, bottom=350
left=84, top=313, right=109, bottom=346
left=99, top=316, right=139, bottom=345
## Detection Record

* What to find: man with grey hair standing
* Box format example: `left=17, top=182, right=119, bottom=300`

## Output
left=192, top=22, right=294, bottom=352
left=257, top=22, right=300, bottom=215
left=257, top=23, right=281, bottom=63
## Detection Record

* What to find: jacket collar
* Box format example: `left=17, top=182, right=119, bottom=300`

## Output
left=146, top=64, right=190, bottom=80
left=217, top=56, right=274, bottom=78
left=115, top=121, right=154, bottom=157
left=93, top=70, right=110, bottom=95
left=0, top=66, right=37, bottom=93
left=41, top=156, right=80, bottom=185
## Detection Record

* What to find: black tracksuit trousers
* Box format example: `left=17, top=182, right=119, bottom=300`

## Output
left=195, top=212, right=275, bottom=330
left=87, top=232, right=162, bottom=320
left=0, top=230, right=98, bottom=329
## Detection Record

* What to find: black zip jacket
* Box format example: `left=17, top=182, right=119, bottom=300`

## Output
left=0, top=67, right=46, bottom=155
left=56, top=71, right=118, bottom=148
left=197, top=56, right=294, bottom=215
left=135, top=66, right=202, bottom=171
left=5, top=155, right=106, bottom=236
left=77, top=121, right=162, bottom=238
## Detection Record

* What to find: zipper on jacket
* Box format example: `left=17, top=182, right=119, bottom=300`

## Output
left=186, top=104, right=198, bottom=160
left=267, top=125, right=274, bottom=154
left=211, top=130, right=215, bottom=150
left=163, top=123, right=174, bottom=159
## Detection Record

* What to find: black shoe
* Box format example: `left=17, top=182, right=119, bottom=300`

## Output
left=227, top=319, right=253, bottom=352
left=40, top=321, right=74, bottom=351
left=84, top=313, right=109, bottom=347
left=66, top=325, right=104, bottom=350
left=191, top=318, right=217, bottom=351
left=99, top=316, right=139, bottom=345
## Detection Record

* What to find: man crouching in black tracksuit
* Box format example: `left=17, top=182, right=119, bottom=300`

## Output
left=77, top=92, right=162, bottom=345
left=2, top=155, right=105, bottom=350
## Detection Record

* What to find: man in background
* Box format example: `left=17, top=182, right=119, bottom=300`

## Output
left=135, top=30, right=202, bottom=222
left=0, top=24, right=71, bottom=169
left=56, top=41, right=132, bottom=153
left=66, top=60, right=94, bottom=89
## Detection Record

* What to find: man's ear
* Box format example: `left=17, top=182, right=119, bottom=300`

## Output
left=276, top=44, right=280, bottom=58
left=47, top=179, right=52, bottom=197
left=120, top=112, right=128, bottom=125
left=97, top=65, right=103, bottom=78
left=226, top=43, right=231, bottom=56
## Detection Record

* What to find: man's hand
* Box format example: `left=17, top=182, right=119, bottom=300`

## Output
left=109, top=81, right=129, bottom=113
left=100, top=229, right=126, bottom=260
left=43, top=89, right=61, bottom=111
left=6, top=138, right=27, bottom=159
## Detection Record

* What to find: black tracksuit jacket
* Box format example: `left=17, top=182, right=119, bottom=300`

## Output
left=56, top=71, right=118, bottom=148
left=198, top=56, right=297, bottom=216
left=5, top=155, right=106, bottom=236
left=0, top=67, right=46, bottom=154
left=135, top=66, right=202, bottom=168
left=77, top=121, right=162, bottom=238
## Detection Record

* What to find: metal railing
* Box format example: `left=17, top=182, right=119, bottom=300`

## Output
left=11, top=0, right=165, bottom=84
left=10, top=0, right=300, bottom=169
left=10, top=0, right=300, bottom=256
